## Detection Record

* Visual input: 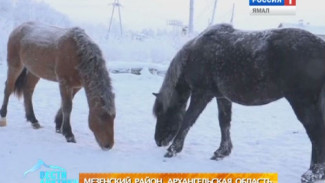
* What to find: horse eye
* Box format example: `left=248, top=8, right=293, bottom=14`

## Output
left=99, top=112, right=109, bottom=120
left=156, top=110, right=162, bottom=116
left=154, top=103, right=163, bottom=116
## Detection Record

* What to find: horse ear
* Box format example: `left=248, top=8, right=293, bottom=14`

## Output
left=152, top=93, right=159, bottom=97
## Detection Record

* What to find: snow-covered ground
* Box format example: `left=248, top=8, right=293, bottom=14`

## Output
left=0, top=61, right=311, bottom=183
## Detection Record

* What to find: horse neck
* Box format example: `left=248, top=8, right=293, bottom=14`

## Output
left=80, top=64, right=115, bottom=115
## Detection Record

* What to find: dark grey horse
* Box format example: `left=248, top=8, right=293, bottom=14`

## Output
left=153, top=24, right=325, bottom=183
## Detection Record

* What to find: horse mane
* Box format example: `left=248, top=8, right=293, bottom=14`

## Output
left=154, top=24, right=234, bottom=116
left=154, top=47, right=190, bottom=116
left=69, top=27, right=115, bottom=115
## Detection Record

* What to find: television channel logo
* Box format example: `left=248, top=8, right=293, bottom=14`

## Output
left=249, top=0, right=296, bottom=15
left=24, top=160, right=78, bottom=183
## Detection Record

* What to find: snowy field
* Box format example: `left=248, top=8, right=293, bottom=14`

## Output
left=0, top=61, right=311, bottom=183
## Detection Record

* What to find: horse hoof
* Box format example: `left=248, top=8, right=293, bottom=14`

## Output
left=32, top=122, right=41, bottom=129
left=211, top=151, right=230, bottom=161
left=66, top=136, right=76, bottom=143
left=301, top=165, right=325, bottom=183
left=55, top=129, right=62, bottom=133
left=0, top=117, right=7, bottom=127
left=210, top=154, right=225, bottom=161
left=164, top=151, right=176, bottom=158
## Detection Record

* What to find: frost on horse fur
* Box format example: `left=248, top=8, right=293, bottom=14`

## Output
left=153, top=24, right=325, bottom=183
left=0, top=22, right=115, bottom=150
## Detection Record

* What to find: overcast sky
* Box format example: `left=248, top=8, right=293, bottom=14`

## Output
left=40, top=0, right=325, bottom=31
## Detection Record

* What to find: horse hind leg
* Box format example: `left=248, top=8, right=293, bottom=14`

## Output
left=22, top=71, right=41, bottom=129
left=211, top=98, right=233, bottom=160
left=285, top=92, right=325, bottom=183
left=0, top=65, right=24, bottom=126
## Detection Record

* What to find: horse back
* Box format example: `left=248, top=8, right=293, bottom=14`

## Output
left=180, top=26, right=282, bottom=105
left=182, top=25, right=325, bottom=105
left=8, top=22, right=82, bottom=87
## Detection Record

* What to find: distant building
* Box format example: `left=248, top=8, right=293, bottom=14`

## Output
left=278, top=21, right=325, bottom=40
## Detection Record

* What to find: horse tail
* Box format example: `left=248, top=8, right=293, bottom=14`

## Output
left=14, top=68, right=27, bottom=98
left=158, top=48, right=189, bottom=113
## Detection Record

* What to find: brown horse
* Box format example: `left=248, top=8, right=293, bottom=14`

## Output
left=0, top=22, right=116, bottom=149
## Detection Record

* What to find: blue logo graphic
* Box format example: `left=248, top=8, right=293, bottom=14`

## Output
left=249, top=0, right=284, bottom=6
left=24, top=160, right=65, bottom=176
left=24, top=160, right=78, bottom=183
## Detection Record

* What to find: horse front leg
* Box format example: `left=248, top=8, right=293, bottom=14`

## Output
left=59, top=83, right=76, bottom=143
left=55, top=88, right=80, bottom=133
left=211, top=98, right=233, bottom=160
left=165, top=91, right=213, bottom=157
left=55, top=108, right=63, bottom=133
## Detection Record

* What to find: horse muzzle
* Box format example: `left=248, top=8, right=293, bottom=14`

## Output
left=155, top=134, right=174, bottom=147
left=101, top=144, right=113, bottom=151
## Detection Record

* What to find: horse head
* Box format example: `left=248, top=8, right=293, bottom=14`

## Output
left=89, top=96, right=115, bottom=150
left=153, top=92, right=184, bottom=147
